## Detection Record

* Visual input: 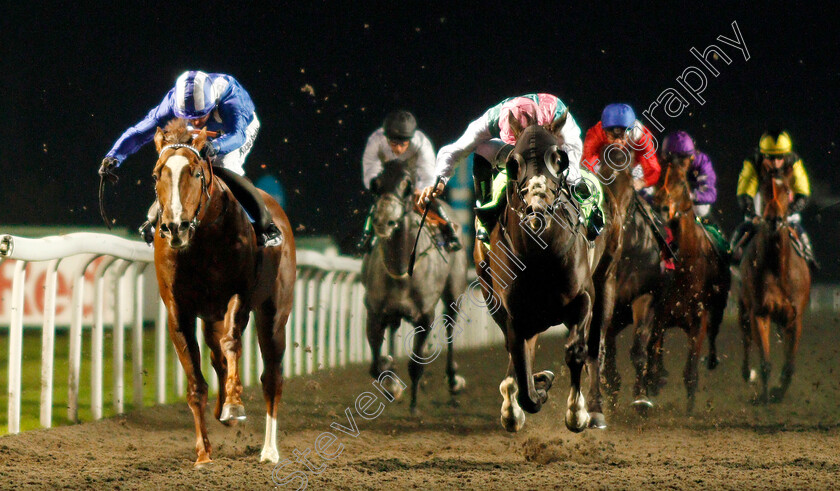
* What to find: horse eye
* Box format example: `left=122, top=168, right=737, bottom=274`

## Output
left=152, top=174, right=159, bottom=182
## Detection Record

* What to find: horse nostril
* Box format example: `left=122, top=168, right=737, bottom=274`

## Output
left=159, top=223, right=170, bottom=234
left=387, top=220, right=397, bottom=227
left=178, top=221, right=190, bottom=233
left=525, top=205, right=534, bottom=215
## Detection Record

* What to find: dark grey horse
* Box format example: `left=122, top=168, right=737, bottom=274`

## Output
left=361, top=160, right=468, bottom=415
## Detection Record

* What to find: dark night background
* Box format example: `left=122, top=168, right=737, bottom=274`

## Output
left=2, top=3, right=838, bottom=278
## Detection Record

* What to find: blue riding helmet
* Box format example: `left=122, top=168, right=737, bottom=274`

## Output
left=173, top=71, right=219, bottom=119
left=601, top=103, right=636, bottom=129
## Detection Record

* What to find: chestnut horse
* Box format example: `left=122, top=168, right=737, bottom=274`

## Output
left=647, top=155, right=730, bottom=413
left=361, top=160, right=468, bottom=415
left=151, top=119, right=295, bottom=466
left=737, top=169, right=810, bottom=403
left=475, top=115, right=597, bottom=433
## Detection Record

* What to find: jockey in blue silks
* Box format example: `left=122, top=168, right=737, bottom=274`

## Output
left=98, top=70, right=283, bottom=247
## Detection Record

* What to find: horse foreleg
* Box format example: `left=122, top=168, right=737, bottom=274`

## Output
left=256, top=302, right=287, bottom=464
left=200, top=319, right=227, bottom=423
left=510, top=330, right=545, bottom=415
left=407, top=313, right=434, bottom=416
left=739, top=304, right=752, bottom=383
left=586, top=270, right=616, bottom=429
left=168, top=312, right=212, bottom=467
left=684, top=312, right=708, bottom=414
left=752, top=313, right=772, bottom=404
left=631, top=299, right=655, bottom=412
left=366, top=312, right=387, bottom=380
left=771, top=315, right=802, bottom=403
left=499, top=356, right=525, bottom=432
left=564, top=291, right=593, bottom=432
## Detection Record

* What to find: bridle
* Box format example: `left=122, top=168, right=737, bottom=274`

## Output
left=659, top=164, right=693, bottom=220
left=156, top=143, right=215, bottom=233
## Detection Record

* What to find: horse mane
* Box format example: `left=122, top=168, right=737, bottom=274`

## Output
left=162, top=118, right=192, bottom=145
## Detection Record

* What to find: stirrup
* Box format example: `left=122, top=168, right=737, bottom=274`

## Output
left=476, top=228, right=490, bottom=244
left=259, top=224, right=283, bottom=248
left=138, top=221, right=155, bottom=245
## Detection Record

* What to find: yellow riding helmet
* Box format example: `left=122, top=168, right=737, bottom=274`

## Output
left=758, top=131, right=793, bottom=155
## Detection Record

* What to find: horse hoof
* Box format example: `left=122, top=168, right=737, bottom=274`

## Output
left=588, top=412, right=607, bottom=429
left=409, top=406, right=421, bottom=418
left=565, top=409, right=590, bottom=433
left=194, top=458, right=213, bottom=469
left=220, top=403, right=246, bottom=422
left=448, top=397, right=461, bottom=408
left=385, top=379, right=404, bottom=402
left=534, top=370, right=556, bottom=392
left=748, top=369, right=759, bottom=384
left=769, top=387, right=785, bottom=403
left=260, top=447, right=280, bottom=464
left=501, top=407, right=526, bottom=432
left=450, top=375, right=467, bottom=394
left=705, top=355, right=720, bottom=370
left=633, top=396, right=654, bottom=408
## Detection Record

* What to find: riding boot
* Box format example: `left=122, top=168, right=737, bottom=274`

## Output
left=472, top=154, right=495, bottom=243
left=356, top=205, right=376, bottom=255
left=139, top=200, right=160, bottom=245
left=729, top=220, right=753, bottom=265
left=570, top=180, right=603, bottom=240
left=215, top=167, right=283, bottom=247
left=431, top=201, right=462, bottom=252
left=797, top=228, right=820, bottom=270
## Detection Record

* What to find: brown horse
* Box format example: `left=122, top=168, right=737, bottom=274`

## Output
left=647, top=155, right=730, bottom=412
left=737, top=167, right=810, bottom=403
left=151, top=119, right=295, bottom=466
left=475, top=115, right=596, bottom=433
left=587, top=147, right=666, bottom=411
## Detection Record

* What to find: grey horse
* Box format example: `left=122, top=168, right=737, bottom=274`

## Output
left=361, top=160, right=468, bottom=415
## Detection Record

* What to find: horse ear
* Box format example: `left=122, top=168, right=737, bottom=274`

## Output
left=547, top=108, right=569, bottom=136
left=507, top=111, right=524, bottom=141
left=154, top=128, right=165, bottom=153
left=193, top=128, right=208, bottom=151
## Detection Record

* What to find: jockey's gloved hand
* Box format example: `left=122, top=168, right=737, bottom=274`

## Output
left=737, top=194, right=755, bottom=220
left=200, top=141, right=218, bottom=161
left=98, top=156, right=119, bottom=184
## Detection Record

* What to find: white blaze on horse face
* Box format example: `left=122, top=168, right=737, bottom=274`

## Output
left=164, top=155, right=191, bottom=221
left=526, top=175, right=549, bottom=211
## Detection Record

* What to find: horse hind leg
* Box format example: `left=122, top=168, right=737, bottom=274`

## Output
left=218, top=295, right=249, bottom=423
left=499, top=357, right=525, bottom=432
left=441, top=291, right=466, bottom=401
left=200, top=319, right=228, bottom=423
left=255, top=301, right=288, bottom=464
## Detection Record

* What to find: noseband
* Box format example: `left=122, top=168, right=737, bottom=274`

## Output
left=158, top=143, right=214, bottom=232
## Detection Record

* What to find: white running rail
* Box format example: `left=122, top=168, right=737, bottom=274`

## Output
left=0, top=233, right=501, bottom=434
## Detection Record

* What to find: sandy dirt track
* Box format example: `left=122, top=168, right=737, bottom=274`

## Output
left=1, top=311, right=839, bottom=490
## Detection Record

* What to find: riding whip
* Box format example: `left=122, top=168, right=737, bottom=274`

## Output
left=408, top=175, right=442, bottom=276
left=99, top=174, right=112, bottom=230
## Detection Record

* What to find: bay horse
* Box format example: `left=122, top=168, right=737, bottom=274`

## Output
left=586, top=147, right=666, bottom=412
left=151, top=119, right=295, bottom=466
left=737, top=168, right=810, bottom=403
left=474, top=114, right=596, bottom=433
left=647, top=155, right=730, bottom=412
left=361, top=159, right=468, bottom=416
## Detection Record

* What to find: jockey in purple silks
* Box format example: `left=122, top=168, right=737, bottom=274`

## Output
left=660, top=131, right=718, bottom=221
